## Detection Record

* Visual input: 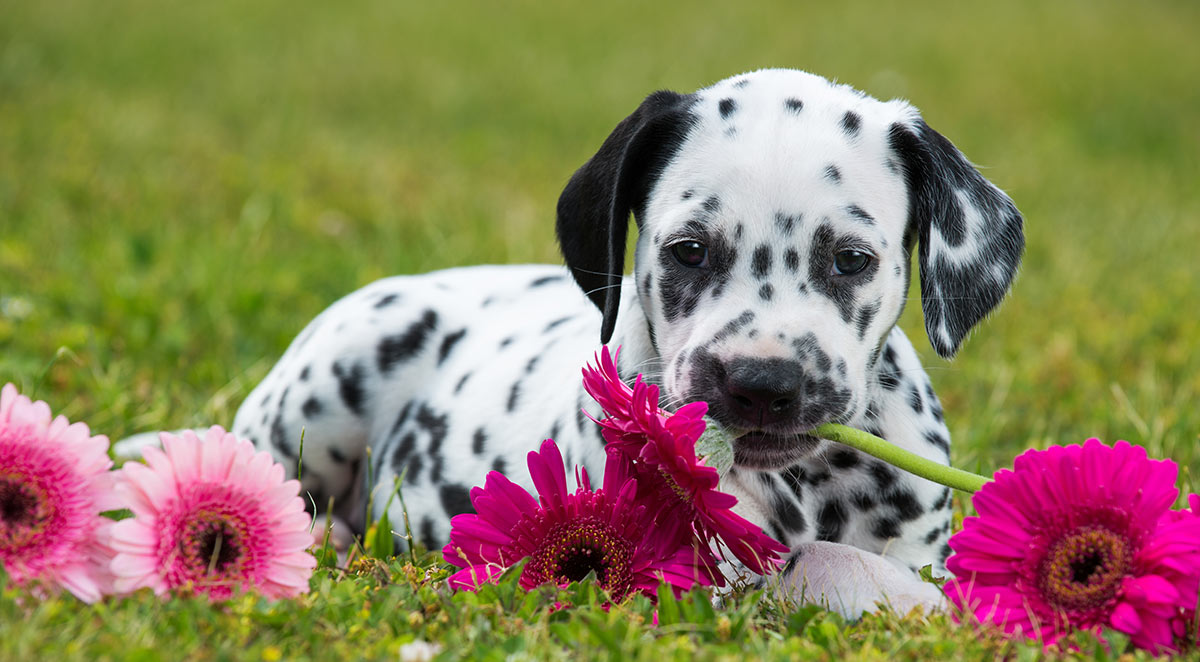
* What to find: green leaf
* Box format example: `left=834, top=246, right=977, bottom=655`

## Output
left=695, top=416, right=735, bottom=477
left=656, top=583, right=680, bottom=626
left=369, top=508, right=393, bottom=559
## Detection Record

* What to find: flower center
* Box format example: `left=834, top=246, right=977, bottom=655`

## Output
left=659, top=467, right=691, bottom=504
left=528, top=516, right=633, bottom=600
left=0, top=475, right=50, bottom=547
left=181, top=512, right=243, bottom=574
left=1038, top=525, right=1130, bottom=612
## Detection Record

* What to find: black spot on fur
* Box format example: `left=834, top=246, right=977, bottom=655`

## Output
left=855, top=301, right=881, bottom=340
left=886, top=490, right=924, bottom=521
left=869, top=461, right=897, bottom=491
left=544, top=316, right=573, bottom=334
left=472, top=428, right=487, bottom=455
left=816, top=500, right=848, bottom=542
left=924, top=525, right=946, bottom=545
left=829, top=449, right=859, bottom=469
left=299, top=365, right=311, bottom=381
left=529, top=275, right=564, bottom=288
left=499, top=336, right=516, bottom=349
left=702, top=195, right=721, bottom=213
left=332, top=361, right=367, bottom=416
left=454, top=372, right=472, bottom=394
left=824, top=165, right=841, bottom=183
left=751, top=245, right=772, bottom=279
left=390, top=432, right=416, bottom=472
left=718, top=98, right=737, bottom=118
left=852, top=491, right=876, bottom=511
left=374, top=293, right=400, bottom=309
left=682, top=189, right=694, bottom=200
left=378, top=310, right=438, bottom=373
left=775, top=213, right=797, bottom=235
left=784, top=98, right=804, bottom=113
left=873, top=517, right=901, bottom=540
left=506, top=381, right=521, bottom=412
left=924, top=430, right=950, bottom=453
left=715, top=311, right=753, bottom=342
left=846, top=205, right=876, bottom=226
left=932, top=487, right=952, bottom=511
left=328, top=448, right=348, bottom=465
left=389, top=402, right=413, bottom=436
left=420, top=517, right=437, bottom=550
left=438, top=328, right=467, bottom=365
left=758, top=283, right=773, bottom=301
left=907, top=383, right=924, bottom=414
left=301, top=397, right=322, bottom=419
left=782, top=465, right=806, bottom=503
left=783, top=248, right=799, bottom=273
left=774, top=495, right=806, bottom=533
left=841, top=111, right=862, bottom=136
left=407, top=454, right=425, bottom=484
left=492, top=457, right=507, bottom=474
left=439, top=484, right=474, bottom=517
left=732, top=78, right=750, bottom=89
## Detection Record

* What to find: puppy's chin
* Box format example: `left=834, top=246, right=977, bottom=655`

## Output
left=732, top=432, right=825, bottom=470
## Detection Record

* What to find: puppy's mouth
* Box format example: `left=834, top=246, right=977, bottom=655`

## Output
left=731, top=430, right=825, bottom=470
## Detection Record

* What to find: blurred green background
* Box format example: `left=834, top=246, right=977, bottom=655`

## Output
left=1, top=0, right=1198, bottom=486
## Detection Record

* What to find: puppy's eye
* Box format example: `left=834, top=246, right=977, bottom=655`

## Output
left=833, top=250, right=870, bottom=275
left=671, top=240, right=708, bottom=268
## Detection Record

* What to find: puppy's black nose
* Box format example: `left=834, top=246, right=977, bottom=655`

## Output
left=723, top=357, right=804, bottom=427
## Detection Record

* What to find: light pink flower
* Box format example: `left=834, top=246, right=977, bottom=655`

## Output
left=443, top=439, right=719, bottom=602
left=107, top=426, right=316, bottom=600
left=581, top=347, right=787, bottom=574
left=0, top=383, right=118, bottom=602
left=945, top=439, right=1200, bottom=655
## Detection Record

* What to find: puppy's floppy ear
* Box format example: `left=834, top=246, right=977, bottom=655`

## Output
left=889, top=118, right=1025, bottom=359
left=557, top=90, right=697, bottom=344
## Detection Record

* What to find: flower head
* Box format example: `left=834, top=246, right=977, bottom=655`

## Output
left=945, top=439, right=1200, bottom=654
left=0, top=383, right=118, bottom=602
left=443, top=438, right=719, bottom=601
left=581, top=347, right=787, bottom=574
left=107, top=426, right=316, bottom=600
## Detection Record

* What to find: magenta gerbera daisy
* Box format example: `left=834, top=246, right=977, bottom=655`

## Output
left=442, top=438, right=719, bottom=601
left=0, top=383, right=119, bottom=602
left=581, top=347, right=787, bottom=574
left=107, top=426, right=316, bottom=600
left=945, top=439, right=1200, bottom=654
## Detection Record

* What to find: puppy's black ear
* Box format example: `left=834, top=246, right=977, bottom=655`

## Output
left=557, top=90, right=697, bottom=344
left=889, top=118, right=1025, bottom=359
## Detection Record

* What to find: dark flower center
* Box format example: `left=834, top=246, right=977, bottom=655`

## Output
left=0, top=477, right=37, bottom=527
left=528, top=516, right=633, bottom=600
left=182, top=513, right=242, bottom=574
left=1038, top=524, right=1130, bottom=613
left=0, top=475, right=51, bottom=548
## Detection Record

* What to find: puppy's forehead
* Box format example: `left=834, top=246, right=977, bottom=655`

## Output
left=646, top=69, right=915, bottom=233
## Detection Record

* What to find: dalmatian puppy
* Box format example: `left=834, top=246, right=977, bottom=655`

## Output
left=221, top=68, right=1023, bottom=615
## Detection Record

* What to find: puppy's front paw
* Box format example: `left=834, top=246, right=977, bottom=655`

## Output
left=772, top=541, right=946, bottom=619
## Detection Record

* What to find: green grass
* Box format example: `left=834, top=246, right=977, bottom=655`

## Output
left=2, top=0, right=1200, bottom=658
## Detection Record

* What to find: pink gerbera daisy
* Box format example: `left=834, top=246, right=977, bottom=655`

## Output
left=945, top=439, right=1200, bottom=654
left=581, top=347, right=787, bottom=574
left=443, top=438, right=719, bottom=601
left=107, top=426, right=316, bottom=600
left=0, top=383, right=118, bottom=603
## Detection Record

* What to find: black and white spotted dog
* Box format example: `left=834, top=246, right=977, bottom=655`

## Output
left=215, top=69, right=1023, bottom=614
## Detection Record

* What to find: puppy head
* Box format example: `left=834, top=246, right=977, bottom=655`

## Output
left=557, top=69, right=1023, bottom=469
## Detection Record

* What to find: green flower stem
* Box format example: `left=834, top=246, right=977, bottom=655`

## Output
left=813, top=423, right=989, bottom=494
